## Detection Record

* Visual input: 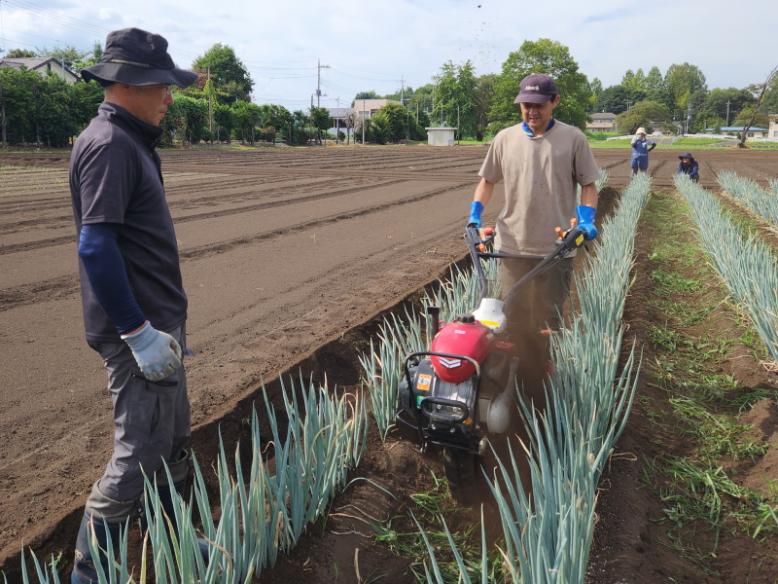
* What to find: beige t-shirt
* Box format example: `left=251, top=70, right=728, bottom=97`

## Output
left=479, top=120, right=599, bottom=257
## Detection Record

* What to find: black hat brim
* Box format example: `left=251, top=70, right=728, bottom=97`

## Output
left=81, top=62, right=197, bottom=88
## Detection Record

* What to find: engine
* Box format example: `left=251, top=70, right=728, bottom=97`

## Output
left=397, top=316, right=517, bottom=452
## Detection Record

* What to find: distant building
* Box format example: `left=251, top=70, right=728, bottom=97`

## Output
left=327, top=107, right=353, bottom=140
left=709, top=126, right=769, bottom=138
left=352, top=99, right=400, bottom=120
left=586, top=112, right=617, bottom=132
left=426, top=126, right=456, bottom=146
left=0, top=56, right=79, bottom=84
left=768, top=114, right=778, bottom=140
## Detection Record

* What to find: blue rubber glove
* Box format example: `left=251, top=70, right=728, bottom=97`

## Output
left=576, top=205, right=598, bottom=240
left=121, top=321, right=182, bottom=381
left=468, top=201, right=484, bottom=227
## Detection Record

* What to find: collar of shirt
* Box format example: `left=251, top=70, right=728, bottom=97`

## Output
left=521, top=118, right=555, bottom=138
left=99, top=102, right=163, bottom=149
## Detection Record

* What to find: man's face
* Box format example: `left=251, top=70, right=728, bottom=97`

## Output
left=680, top=157, right=690, bottom=164
left=128, top=84, right=174, bottom=126
left=519, top=95, right=560, bottom=132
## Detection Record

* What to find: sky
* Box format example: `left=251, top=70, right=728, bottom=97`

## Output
left=1, top=0, right=776, bottom=111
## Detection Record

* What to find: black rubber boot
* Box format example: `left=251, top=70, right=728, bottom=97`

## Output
left=70, top=512, right=123, bottom=584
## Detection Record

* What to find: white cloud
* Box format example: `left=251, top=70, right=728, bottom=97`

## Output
left=1, top=0, right=776, bottom=110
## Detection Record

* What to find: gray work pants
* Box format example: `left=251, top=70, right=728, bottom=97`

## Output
left=84, top=325, right=191, bottom=522
left=500, top=257, right=573, bottom=407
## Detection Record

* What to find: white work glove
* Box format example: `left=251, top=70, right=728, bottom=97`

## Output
left=121, top=321, right=182, bottom=381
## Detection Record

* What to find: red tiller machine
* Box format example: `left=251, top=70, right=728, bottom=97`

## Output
left=396, top=224, right=587, bottom=487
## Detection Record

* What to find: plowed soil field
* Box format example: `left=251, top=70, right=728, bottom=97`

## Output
left=1, top=145, right=776, bottom=580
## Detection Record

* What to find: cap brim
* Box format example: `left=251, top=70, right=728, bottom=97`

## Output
left=514, top=92, right=552, bottom=104
left=82, top=62, right=197, bottom=88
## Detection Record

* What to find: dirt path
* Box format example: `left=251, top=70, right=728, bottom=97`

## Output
left=1, top=146, right=776, bottom=576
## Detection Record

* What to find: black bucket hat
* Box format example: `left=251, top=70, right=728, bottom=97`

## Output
left=678, top=151, right=694, bottom=159
left=81, top=28, right=197, bottom=88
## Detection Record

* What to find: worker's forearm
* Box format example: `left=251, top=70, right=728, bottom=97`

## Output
left=580, top=183, right=598, bottom=208
left=474, top=178, right=494, bottom=207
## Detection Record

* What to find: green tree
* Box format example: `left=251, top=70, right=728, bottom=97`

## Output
left=0, top=67, right=41, bottom=144
left=309, top=105, right=330, bottom=144
left=164, top=95, right=208, bottom=144
left=644, top=66, right=665, bottom=102
left=231, top=100, right=264, bottom=143
left=431, top=60, right=478, bottom=138
left=664, top=63, right=707, bottom=119
left=374, top=102, right=412, bottom=143
left=4, top=49, right=37, bottom=58
left=42, top=46, right=85, bottom=69
left=213, top=102, right=234, bottom=142
left=733, top=104, right=769, bottom=128
left=368, top=111, right=390, bottom=144
left=615, top=100, right=671, bottom=134
left=595, top=85, right=632, bottom=114
left=588, top=77, right=603, bottom=112
left=621, top=68, right=646, bottom=94
left=488, top=38, right=591, bottom=132
left=193, top=44, right=253, bottom=103
left=475, top=74, right=497, bottom=139
left=762, top=74, right=778, bottom=114
left=353, top=90, right=379, bottom=103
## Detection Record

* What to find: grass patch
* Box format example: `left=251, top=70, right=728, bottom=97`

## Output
left=371, top=471, right=494, bottom=582
left=639, top=191, right=778, bottom=552
left=650, top=269, right=703, bottom=295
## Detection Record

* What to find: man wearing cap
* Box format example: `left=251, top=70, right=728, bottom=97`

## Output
left=466, top=73, right=600, bottom=405
left=676, top=151, right=700, bottom=182
left=69, top=28, right=198, bottom=583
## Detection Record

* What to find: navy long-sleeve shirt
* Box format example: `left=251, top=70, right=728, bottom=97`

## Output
left=677, top=160, right=700, bottom=182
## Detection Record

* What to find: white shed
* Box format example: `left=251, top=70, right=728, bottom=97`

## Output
left=426, top=127, right=456, bottom=146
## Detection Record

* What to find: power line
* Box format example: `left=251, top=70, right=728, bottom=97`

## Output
left=4, top=0, right=110, bottom=38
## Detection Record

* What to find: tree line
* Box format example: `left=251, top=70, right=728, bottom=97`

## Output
left=1, top=39, right=776, bottom=147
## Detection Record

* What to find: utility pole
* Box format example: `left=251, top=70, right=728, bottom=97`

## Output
left=726, top=99, right=731, bottom=126
left=0, top=77, right=6, bottom=147
left=686, top=102, right=692, bottom=135
left=207, top=67, right=214, bottom=144
left=456, top=104, right=460, bottom=143
left=361, top=100, right=366, bottom=145
left=400, top=75, right=409, bottom=140
left=316, top=58, right=330, bottom=108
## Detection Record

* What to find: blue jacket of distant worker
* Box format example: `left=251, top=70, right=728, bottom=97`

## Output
left=630, top=137, right=656, bottom=162
left=677, top=158, right=700, bottom=182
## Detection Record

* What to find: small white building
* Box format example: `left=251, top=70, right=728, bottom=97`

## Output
left=426, top=127, right=456, bottom=146
left=0, top=57, right=79, bottom=84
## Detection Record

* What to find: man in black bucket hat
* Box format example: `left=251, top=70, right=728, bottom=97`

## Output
left=69, top=28, right=199, bottom=583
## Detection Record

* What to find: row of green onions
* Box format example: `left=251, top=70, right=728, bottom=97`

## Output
left=717, top=171, right=778, bottom=226
left=675, top=174, right=778, bottom=364
left=9, top=376, right=367, bottom=583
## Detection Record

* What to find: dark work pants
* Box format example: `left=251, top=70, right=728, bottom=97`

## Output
left=84, top=325, right=191, bottom=522
left=500, top=257, right=573, bottom=409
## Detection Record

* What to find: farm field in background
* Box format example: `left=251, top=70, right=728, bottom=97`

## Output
left=0, top=146, right=777, bottom=582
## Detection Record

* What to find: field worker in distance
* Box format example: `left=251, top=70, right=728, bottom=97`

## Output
left=68, top=28, right=201, bottom=583
left=630, top=126, right=656, bottom=175
left=467, top=72, right=600, bottom=407
left=676, top=151, right=700, bottom=182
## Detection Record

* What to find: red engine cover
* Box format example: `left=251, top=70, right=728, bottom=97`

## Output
left=430, top=320, right=491, bottom=383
